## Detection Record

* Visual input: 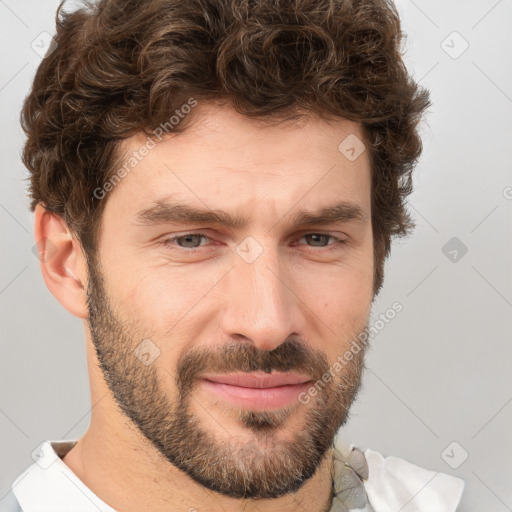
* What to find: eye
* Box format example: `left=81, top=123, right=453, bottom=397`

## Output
left=299, top=233, right=336, bottom=247
left=159, top=233, right=211, bottom=250
left=157, top=232, right=346, bottom=254
left=293, top=233, right=346, bottom=251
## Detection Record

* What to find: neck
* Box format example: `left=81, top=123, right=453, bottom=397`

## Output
left=63, top=419, right=335, bottom=512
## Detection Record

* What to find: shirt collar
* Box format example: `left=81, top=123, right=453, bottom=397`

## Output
left=12, top=440, right=116, bottom=512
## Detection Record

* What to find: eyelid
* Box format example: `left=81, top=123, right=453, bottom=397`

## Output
left=159, top=232, right=212, bottom=249
left=159, top=228, right=347, bottom=240
left=293, top=229, right=348, bottom=240
left=291, top=233, right=347, bottom=250
left=158, top=230, right=347, bottom=251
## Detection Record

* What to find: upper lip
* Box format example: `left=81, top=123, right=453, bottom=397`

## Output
left=201, top=371, right=312, bottom=388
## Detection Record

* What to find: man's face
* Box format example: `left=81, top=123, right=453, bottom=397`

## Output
left=85, top=102, right=374, bottom=499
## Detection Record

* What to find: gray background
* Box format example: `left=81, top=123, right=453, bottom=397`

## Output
left=1, top=1, right=511, bottom=510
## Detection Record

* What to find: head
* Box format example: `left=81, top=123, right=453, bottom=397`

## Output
left=23, top=0, right=430, bottom=501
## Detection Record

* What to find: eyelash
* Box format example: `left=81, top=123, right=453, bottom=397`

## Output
left=158, top=232, right=346, bottom=253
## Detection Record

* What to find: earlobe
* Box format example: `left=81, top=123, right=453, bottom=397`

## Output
left=34, top=204, right=89, bottom=319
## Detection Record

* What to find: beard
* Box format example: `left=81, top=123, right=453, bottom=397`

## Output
left=85, top=253, right=368, bottom=500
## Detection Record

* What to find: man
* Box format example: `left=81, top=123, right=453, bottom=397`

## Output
left=5, top=0, right=464, bottom=510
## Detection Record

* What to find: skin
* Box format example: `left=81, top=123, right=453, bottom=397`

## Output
left=34, top=101, right=375, bottom=512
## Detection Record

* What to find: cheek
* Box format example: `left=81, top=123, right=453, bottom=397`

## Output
left=120, top=265, right=219, bottom=337
left=297, top=251, right=373, bottom=316
left=312, top=276, right=371, bottom=334
left=291, top=250, right=373, bottom=359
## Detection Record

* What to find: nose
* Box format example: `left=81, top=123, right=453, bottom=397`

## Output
left=219, top=243, right=302, bottom=352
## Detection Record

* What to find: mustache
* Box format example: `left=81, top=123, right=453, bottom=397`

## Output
left=175, top=339, right=330, bottom=395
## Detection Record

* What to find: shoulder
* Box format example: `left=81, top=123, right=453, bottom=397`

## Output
left=362, top=447, right=465, bottom=512
left=8, top=440, right=115, bottom=512
left=334, top=439, right=465, bottom=512
left=0, top=489, right=23, bottom=512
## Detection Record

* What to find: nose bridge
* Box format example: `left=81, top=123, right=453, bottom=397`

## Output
left=221, top=239, right=298, bottom=351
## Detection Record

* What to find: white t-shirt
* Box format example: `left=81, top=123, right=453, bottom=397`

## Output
left=7, top=439, right=464, bottom=512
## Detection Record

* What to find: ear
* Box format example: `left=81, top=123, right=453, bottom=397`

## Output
left=33, top=203, right=89, bottom=319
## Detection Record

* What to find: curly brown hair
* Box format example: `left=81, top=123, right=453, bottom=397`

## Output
left=21, top=0, right=431, bottom=296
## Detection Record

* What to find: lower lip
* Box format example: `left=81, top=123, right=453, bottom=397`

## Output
left=200, top=379, right=313, bottom=409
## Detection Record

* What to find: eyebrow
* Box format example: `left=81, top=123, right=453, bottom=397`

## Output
left=135, top=199, right=367, bottom=229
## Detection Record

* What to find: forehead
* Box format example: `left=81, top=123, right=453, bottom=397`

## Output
left=103, top=102, right=371, bottom=226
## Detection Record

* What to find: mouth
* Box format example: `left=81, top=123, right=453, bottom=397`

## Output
left=199, top=371, right=313, bottom=409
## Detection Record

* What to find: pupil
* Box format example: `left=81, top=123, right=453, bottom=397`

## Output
left=307, top=234, right=327, bottom=246
left=181, top=235, right=201, bottom=248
